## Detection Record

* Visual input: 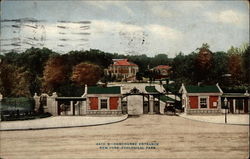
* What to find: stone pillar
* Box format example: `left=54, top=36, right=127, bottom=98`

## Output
left=48, top=92, right=58, bottom=116
left=149, top=96, right=154, bottom=114
left=33, top=93, right=40, bottom=112
left=82, top=101, right=87, bottom=115
left=70, top=101, right=73, bottom=115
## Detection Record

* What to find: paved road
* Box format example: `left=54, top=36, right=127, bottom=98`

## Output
left=0, top=115, right=248, bottom=159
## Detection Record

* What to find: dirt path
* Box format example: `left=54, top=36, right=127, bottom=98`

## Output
left=0, top=115, right=248, bottom=159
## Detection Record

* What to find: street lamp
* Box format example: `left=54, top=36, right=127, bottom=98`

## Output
left=223, top=97, right=228, bottom=124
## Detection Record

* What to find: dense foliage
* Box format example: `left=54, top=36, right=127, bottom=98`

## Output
left=0, top=43, right=249, bottom=97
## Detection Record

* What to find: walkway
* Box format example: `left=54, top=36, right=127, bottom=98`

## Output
left=178, top=113, right=249, bottom=125
left=0, top=114, right=128, bottom=131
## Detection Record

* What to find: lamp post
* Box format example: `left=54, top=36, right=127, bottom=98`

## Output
left=224, top=97, right=228, bottom=124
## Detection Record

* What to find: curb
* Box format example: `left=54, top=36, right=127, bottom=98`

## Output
left=0, top=115, right=128, bottom=131
left=176, top=114, right=249, bottom=126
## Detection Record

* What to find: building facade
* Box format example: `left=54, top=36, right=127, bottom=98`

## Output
left=85, top=86, right=123, bottom=115
left=34, top=86, right=123, bottom=116
left=107, top=59, right=139, bottom=81
left=222, top=92, right=249, bottom=114
left=179, top=84, right=223, bottom=114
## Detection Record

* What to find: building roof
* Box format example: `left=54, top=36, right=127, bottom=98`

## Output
left=185, top=85, right=221, bottom=93
left=163, top=84, right=179, bottom=94
left=222, top=93, right=249, bottom=98
left=145, top=86, right=159, bottom=93
left=159, top=95, right=175, bottom=102
left=112, top=59, right=137, bottom=66
left=145, top=86, right=175, bottom=102
left=154, top=65, right=171, bottom=70
left=87, top=86, right=121, bottom=94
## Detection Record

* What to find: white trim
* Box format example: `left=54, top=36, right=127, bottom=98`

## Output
left=198, top=96, right=209, bottom=109
left=87, top=94, right=121, bottom=98
left=216, top=83, right=224, bottom=94
left=187, top=93, right=222, bottom=96
left=179, top=83, right=187, bottom=94
left=98, top=97, right=110, bottom=110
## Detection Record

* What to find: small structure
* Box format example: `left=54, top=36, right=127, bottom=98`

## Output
left=151, top=65, right=171, bottom=80
left=221, top=91, right=249, bottom=114
left=179, top=83, right=223, bottom=114
left=107, top=59, right=139, bottom=81
left=85, top=86, right=123, bottom=115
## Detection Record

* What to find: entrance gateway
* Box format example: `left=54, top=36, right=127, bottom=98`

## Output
left=122, top=87, right=163, bottom=115
left=55, top=87, right=163, bottom=116
left=56, top=97, right=86, bottom=116
left=38, top=86, right=175, bottom=116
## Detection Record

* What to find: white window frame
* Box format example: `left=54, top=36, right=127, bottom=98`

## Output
left=199, top=96, right=209, bottom=109
left=98, top=97, right=110, bottom=110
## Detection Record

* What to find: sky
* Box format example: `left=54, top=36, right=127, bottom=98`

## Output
left=0, top=0, right=249, bottom=57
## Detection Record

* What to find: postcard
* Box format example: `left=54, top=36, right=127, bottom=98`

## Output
left=0, top=1, right=249, bottom=159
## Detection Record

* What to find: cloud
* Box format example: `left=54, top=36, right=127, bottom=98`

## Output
left=146, top=24, right=182, bottom=40
left=91, top=20, right=143, bottom=34
left=85, top=1, right=134, bottom=16
left=150, top=5, right=172, bottom=18
left=205, top=10, right=248, bottom=26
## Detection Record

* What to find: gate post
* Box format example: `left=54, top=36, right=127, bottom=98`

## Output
left=149, top=96, right=154, bottom=114
left=48, top=92, right=58, bottom=116
left=33, top=93, right=40, bottom=112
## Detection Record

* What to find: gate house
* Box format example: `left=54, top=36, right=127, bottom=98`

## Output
left=85, top=86, right=122, bottom=115
left=179, top=83, right=223, bottom=114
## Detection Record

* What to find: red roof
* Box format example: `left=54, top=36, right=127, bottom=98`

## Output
left=154, top=65, right=171, bottom=69
left=112, top=59, right=137, bottom=66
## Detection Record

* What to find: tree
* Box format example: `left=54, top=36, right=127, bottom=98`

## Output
left=43, top=56, right=69, bottom=93
left=242, top=45, right=250, bottom=84
left=136, top=72, right=143, bottom=82
left=210, top=51, right=229, bottom=85
left=171, top=52, right=197, bottom=86
left=71, top=62, right=103, bottom=86
left=0, top=62, right=30, bottom=97
left=195, top=43, right=213, bottom=83
left=228, top=54, right=243, bottom=85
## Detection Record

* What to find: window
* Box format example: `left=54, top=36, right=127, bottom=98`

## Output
left=101, top=99, right=108, bottom=109
left=200, top=98, right=207, bottom=108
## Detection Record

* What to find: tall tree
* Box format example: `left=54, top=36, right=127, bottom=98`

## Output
left=210, top=51, right=229, bottom=85
left=195, top=43, right=213, bottom=83
left=227, top=46, right=244, bottom=85
left=71, top=62, right=103, bottom=86
left=242, top=45, right=250, bottom=84
left=43, top=56, right=69, bottom=93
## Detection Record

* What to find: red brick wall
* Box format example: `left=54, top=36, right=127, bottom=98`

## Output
left=189, top=96, right=198, bottom=109
left=89, top=97, right=98, bottom=110
left=110, top=97, right=119, bottom=110
left=209, top=96, right=218, bottom=109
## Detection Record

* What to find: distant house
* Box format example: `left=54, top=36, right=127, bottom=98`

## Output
left=85, top=86, right=123, bottom=115
left=107, top=59, right=139, bottom=81
left=179, top=84, right=223, bottom=114
left=151, top=65, right=171, bottom=80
